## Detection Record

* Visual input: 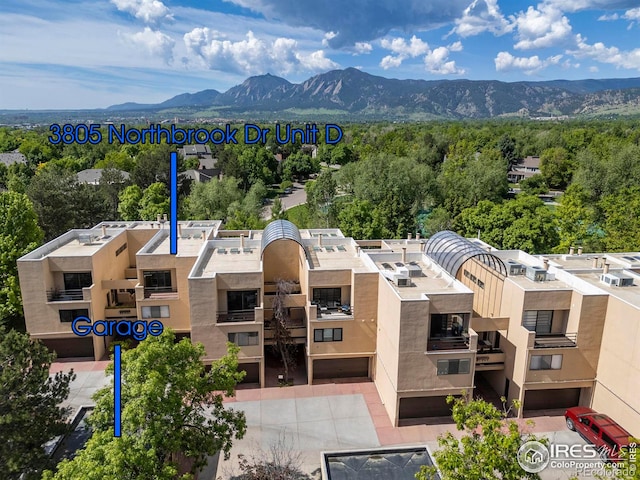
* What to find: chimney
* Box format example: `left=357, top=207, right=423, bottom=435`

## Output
left=101, top=225, right=106, bottom=237
left=603, top=263, right=610, bottom=275
left=578, top=246, right=583, bottom=256
left=318, top=234, right=322, bottom=246
left=240, top=234, right=245, bottom=248
left=407, top=233, right=412, bottom=241
left=543, top=258, right=549, bottom=270
left=416, top=232, right=420, bottom=240
left=356, top=246, right=361, bottom=257
left=569, top=246, right=575, bottom=255
left=401, top=247, right=407, bottom=263
left=157, top=214, right=162, bottom=223
left=163, top=214, right=168, bottom=223
left=178, top=223, right=182, bottom=236
left=201, top=230, right=206, bottom=242
left=592, top=257, right=599, bottom=268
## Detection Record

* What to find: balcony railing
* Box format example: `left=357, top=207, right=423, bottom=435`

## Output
left=46, top=289, right=85, bottom=302
left=427, top=335, right=470, bottom=352
left=217, top=310, right=255, bottom=323
left=533, top=332, right=577, bottom=349
left=143, top=287, right=177, bottom=299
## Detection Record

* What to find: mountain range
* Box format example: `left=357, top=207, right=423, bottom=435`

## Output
left=108, top=68, right=640, bottom=120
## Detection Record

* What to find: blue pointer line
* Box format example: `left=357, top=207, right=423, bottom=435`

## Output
left=114, top=344, right=122, bottom=437
left=170, top=151, right=178, bottom=255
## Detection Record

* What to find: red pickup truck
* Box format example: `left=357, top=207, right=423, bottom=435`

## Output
left=565, top=407, right=632, bottom=462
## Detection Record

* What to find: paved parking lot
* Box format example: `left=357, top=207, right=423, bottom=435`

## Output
left=52, top=359, right=603, bottom=479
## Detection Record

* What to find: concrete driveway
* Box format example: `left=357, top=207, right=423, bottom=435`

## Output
left=261, top=181, right=307, bottom=220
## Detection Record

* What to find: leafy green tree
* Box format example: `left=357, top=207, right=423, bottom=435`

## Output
left=47, top=330, right=246, bottom=480
left=497, top=134, right=517, bottom=170
left=131, top=144, right=177, bottom=190
left=188, top=177, right=243, bottom=221
left=457, top=195, right=559, bottom=254
left=0, top=192, right=43, bottom=328
left=99, top=167, right=129, bottom=220
left=282, top=151, right=318, bottom=181
left=416, top=396, right=544, bottom=480
left=600, top=186, right=640, bottom=252
left=270, top=197, right=287, bottom=220
left=519, top=174, right=548, bottom=195
left=306, top=171, right=337, bottom=227
left=553, top=184, right=601, bottom=253
left=0, top=329, right=75, bottom=479
left=338, top=199, right=384, bottom=239
left=139, top=182, right=170, bottom=221
left=539, top=147, right=573, bottom=190
left=118, top=185, right=143, bottom=221
left=330, top=144, right=354, bottom=165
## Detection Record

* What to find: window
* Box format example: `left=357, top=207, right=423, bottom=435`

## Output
left=312, top=288, right=342, bottom=307
left=59, top=309, right=89, bottom=323
left=590, top=423, right=600, bottom=435
left=227, top=290, right=258, bottom=311
left=63, top=272, right=92, bottom=290
left=143, top=271, right=172, bottom=290
left=437, top=359, right=471, bottom=375
left=430, top=313, right=469, bottom=337
left=477, top=280, right=485, bottom=289
left=522, top=310, right=553, bottom=334
left=141, top=306, right=170, bottom=318
left=115, top=243, right=127, bottom=256
left=314, top=328, right=342, bottom=342
left=530, top=354, right=563, bottom=370
left=228, top=332, right=259, bottom=346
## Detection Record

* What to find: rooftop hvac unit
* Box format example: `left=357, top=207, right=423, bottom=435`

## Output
left=600, top=273, right=634, bottom=287
left=78, top=234, right=93, bottom=245
left=525, top=266, right=547, bottom=282
left=405, top=263, right=422, bottom=277
left=396, top=277, right=411, bottom=287
left=507, top=261, right=525, bottom=276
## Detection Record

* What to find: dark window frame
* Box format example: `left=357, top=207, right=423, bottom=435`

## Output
left=314, top=328, right=343, bottom=342
left=63, top=272, right=93, bottom=290
left=227, top=290, right=258, bottom=311
left=59, top=308, right=89, bottom=323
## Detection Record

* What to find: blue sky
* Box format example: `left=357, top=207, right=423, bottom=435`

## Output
left=1, top=0, right=640, bottom=109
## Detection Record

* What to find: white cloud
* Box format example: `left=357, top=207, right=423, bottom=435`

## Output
left=322, top=31, right=336, bottom=47
left=126, top=27, right=175, bottom=63
left=380, top=55, right=403, bottom=69
left=623, top=7, right=640, bottom=20
left=511, top=4, right=573, bottom=50
left=589, top=65, right=599, bottom=72
left=379, top=35, right=430, bottom=68
left=495, top=51, right=562, bottom=73
left=569, top=33, right=640, bottom=70
left=448, top=41, right=463, bottom=52
left=354, top=42, right=373, bottom=54
left=111, top=0, right=172, bottom=23
left=598, top=13, right=619, bottom=21
left=425, top=46, right=465, bottom=74
left=183, top=29, right=337, bottom=75
left=450, top=0, right=511, bottom=37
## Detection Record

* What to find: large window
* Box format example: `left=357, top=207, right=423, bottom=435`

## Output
left=63, top=272, right=92, bottom=290
left=228, top=332, right=259, bottom=346
left=523, top=311, right=553, bottom=334
left=437, top=359, right=471, bottom=375
left=312, top=288, right=342, bottom=308
left=143, top=271, right=172, bottom=291
left=227, top=290, right=258, bottom=311
left=59, top=309, right=89, bottom=323
left=141, top=306, right=170, bottom=319
left=314, top=328, right=342, bottom=342
left=530, top=354, right=563, bottom=370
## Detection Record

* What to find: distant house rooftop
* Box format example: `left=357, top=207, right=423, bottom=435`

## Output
left=180, top=145, right=212, bottom=157
left=508, top=156, right=540, bottom=183
left=77, top=168, right=130, bottom=185
left=0, top=150, right=26, bottom=166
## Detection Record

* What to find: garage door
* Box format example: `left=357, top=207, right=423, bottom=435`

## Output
left=313, top=357, right=369, bottom=380
left=43, top=337, right=94, bottom=359
left=524, top=388, right=580, bottom=411
left=399, top=396, right=456, bottom=419
left=238, top=362, right=260, bottom=384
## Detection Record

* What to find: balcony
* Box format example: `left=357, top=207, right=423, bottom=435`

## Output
left=533, top=333, right=577, bottom=349
left=475, top=351, right=506, bottom=371
left=427, top=335, right=470, bottom=352
left=217, top=310, right=255, bottom=323
left=46, top=289, right=86, bottom=302
left=143, top=287, right=178, bottom=300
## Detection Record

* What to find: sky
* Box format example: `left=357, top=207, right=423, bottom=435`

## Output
left=1, top=0, right=640, bottom=109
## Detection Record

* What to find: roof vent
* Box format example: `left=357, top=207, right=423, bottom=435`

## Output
left=525, top=266, right=549, bottom=282
left=507, top=260, right=525, bottom=276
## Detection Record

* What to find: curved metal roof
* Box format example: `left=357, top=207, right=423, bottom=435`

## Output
left=261, top=219, right=310, bottom=262
left=424, top=230, right=507, bottom=278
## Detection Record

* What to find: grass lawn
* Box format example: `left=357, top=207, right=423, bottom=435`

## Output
left=286, top=204, right=310, bottom=229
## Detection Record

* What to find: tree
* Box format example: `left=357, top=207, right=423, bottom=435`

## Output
left=497, top=134, right=517, bottom=170
left=270, top=197, right=287, bottom=220
left=600, top=186, right=640, bottom=252
left=139, top=182, right=171, bottom=221
left=553, top=184, right=602, bottom=253
left=188, top=177, right=244, bottom=221
left=539, top=147, right=573, bottom=190
left=456, top=195, right=559, bottom=254
left=0, top=329, right=75, bottom=479
left=269, top=279, right=297, bottom=385
left=118, top=184, right=143, bottom=221
left=47, top=330, right=246, bottom=480
left=338, top=199, right=384, bottom=239
left=416, top=396, right=544, bottom=480
left=0, top=192, right=44, bottom=329
left=519, top=174, right=548, bottom=195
